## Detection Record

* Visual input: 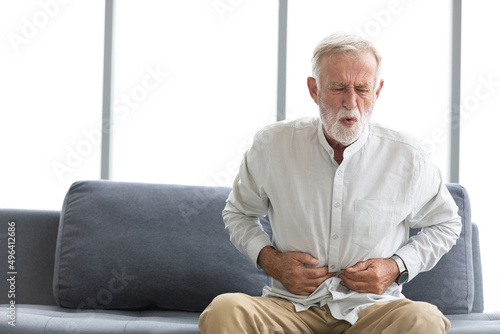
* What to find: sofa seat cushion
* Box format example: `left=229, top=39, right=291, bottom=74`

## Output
left=0, top=304, right=200, bottom=334
left=53, top=181, right=271, bottom=312
left=446, top=312, right=500, bottom=334
left=3, top=305, right=500, bottom=334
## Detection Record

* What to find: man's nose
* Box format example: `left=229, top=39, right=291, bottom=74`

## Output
left=343, top=89, right=357, bottom=110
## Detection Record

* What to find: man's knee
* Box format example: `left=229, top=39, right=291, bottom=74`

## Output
left=206, top=293, right=244, bottom=312
left=199, top=293, right=252, bottom=333
left=394, top=300, right=450, bottom=333
left=200, top=293, right=243, bottom=321
left=355, top=299, right=450, bottom=334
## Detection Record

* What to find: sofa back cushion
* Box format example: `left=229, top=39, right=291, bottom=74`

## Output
left=53, top=181, right=271, bottom=311
left=403, top=183, right=474, bottom=314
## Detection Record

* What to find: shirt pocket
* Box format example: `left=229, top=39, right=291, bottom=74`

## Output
left=353, top=200, right=395, bottom=250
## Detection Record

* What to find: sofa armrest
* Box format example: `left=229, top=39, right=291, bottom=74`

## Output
left=0, top=209, right=60, bottom=305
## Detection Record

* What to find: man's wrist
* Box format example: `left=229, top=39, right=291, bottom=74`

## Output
left=257, top=246, right=276, bottom=270
left=387, top=257, right=399, bottom=280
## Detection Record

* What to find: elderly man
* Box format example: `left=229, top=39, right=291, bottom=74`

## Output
left=199, top=33, right=461, bottom=333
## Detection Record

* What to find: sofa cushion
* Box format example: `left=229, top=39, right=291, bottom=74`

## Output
left=403, top=183, right=474, bottom=314
left=53, top=181, right=271, bottom=312
left=0, top=305, right=201, bottom=334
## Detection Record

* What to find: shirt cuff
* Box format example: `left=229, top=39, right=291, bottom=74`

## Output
left=246, top=236, right=274, bottom=269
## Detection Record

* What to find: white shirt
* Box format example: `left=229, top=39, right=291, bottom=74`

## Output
left=222, top=117, right=461, bottom=324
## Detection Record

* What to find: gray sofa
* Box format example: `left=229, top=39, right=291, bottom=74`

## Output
left=0, top=180, right=499, bottom=333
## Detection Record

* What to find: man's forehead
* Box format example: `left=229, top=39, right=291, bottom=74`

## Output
left=323, top=50, right=378, bottom=65
left=320, top=52, right=378, bottom=84
left=321, top=51, right=377, bottom=71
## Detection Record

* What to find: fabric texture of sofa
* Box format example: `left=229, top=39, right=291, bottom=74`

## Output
left=0, top=180, right=499, bottom=333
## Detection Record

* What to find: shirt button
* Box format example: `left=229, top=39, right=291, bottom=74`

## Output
left=330, top=265, right=336, bottom=270
left=334, top=202, right=341, bottom=208
left=337, top=170, right=343, bottom=176
left=329, top=149, right=333, bottom=154
left=332, top=234, right=338, bottom=240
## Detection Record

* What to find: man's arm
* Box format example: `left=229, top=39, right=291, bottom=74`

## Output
left=224, top=141, right=334, bottom=296
left=395, top=167, right=461, bottom=282
left=222, top=139, right=274, bottom=267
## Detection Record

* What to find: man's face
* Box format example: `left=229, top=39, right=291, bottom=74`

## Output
left=307, top=51, right=384, bottom=146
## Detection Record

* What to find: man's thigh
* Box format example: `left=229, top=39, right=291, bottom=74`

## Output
left=347, top=298, right=451, bottom=334
left=199, top=293, right=350, bottom=334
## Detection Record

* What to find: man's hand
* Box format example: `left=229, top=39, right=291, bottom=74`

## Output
left=257, top=246, right=335, bottom=296
left=339, top=258, right=399, bottom=295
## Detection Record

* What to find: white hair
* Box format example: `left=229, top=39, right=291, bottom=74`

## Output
left=311, top=32, right=383, bottom=90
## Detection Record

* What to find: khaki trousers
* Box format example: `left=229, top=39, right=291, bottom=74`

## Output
left=198, top=293, right=451, bottom=334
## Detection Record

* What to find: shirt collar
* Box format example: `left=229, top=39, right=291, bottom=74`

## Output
left=317, top=118, right=370, bottom=159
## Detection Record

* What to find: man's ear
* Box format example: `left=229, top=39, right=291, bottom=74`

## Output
left=307, top=77, right=319, bottom=105
left=375, top=79, right=384, bottom=99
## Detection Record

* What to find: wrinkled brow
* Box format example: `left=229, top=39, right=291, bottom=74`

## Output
left=328, top=82, right=371, bottom=89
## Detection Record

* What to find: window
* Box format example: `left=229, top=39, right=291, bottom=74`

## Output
left=110, top=0, right=278, bottom=187
left=461, top=0, right=500, bottom=312
left=0, top=1, right=104, bottom=209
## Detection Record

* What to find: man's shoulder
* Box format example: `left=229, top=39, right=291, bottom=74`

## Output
left=369, top=122, right=423, bottom=152
left=250, top=117, right=320, bottom=153
left=256, top=117, right=319, bottom=138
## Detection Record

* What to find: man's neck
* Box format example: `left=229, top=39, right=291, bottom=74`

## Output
left=324, top=132, right=349, bottom=165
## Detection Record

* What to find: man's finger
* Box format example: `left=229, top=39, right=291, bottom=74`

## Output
left=340, top=275, right=370, bottom=292
left=304, top=266, right=332, bottom=279
left=292, top=252, right=320, bottom=267
left=345, top=260, right=370, bottom=273
left=340, top=269, right=371, bottom=282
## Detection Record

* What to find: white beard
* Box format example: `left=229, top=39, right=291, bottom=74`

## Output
left=319, top=101, right=374, bottom=146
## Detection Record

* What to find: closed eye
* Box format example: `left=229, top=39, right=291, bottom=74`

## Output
left=355, top=86, right=370, bottom=92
